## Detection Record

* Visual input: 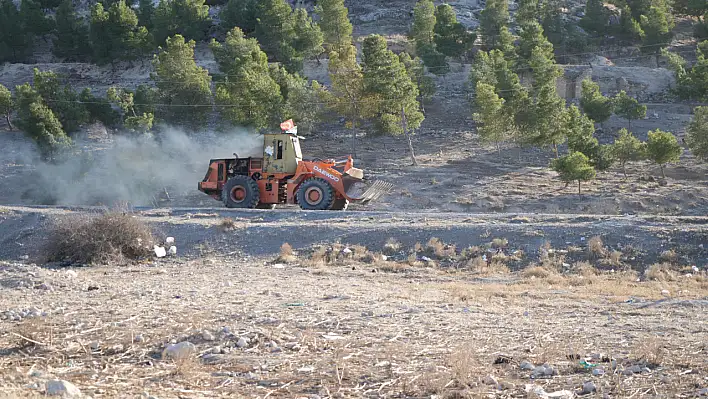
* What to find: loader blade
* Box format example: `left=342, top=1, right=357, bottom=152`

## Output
left=346, top=180, right=394, bottom=203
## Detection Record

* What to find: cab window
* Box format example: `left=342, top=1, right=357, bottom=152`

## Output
left=276, top=140, right=283, bottom=160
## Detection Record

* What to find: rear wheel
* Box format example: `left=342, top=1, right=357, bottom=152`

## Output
left=222, top=175, right=260, bottom=208
left=297, top=178, right=335, bottom=210
left=330, top=198, right=349, bottom=210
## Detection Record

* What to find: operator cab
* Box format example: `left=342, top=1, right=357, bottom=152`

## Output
left=262, top=125, right=303, bottom=175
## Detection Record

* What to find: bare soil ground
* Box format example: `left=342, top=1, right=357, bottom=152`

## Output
left=0, top=222, right=706, bottom=398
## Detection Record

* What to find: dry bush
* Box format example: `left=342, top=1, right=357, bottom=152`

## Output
left=633, top=336, right=665, bottom=367
left=645, top=263, right=677, bottom=282
left=276, top=243, right=297, bottom=263
left=587, top=236, right=606, bottom=258
left=659, top=249, right=679, bottom=264
left=383, top=237, right=402, bottom=255
left=426, top=237, right=456, bottom=259
left=46, top=210, right=156, bottom=265
left=303, top=243, right=380, bottom=267
left=522, top=265, right=556, bottom=279
left=218, top=217, right=236, bottom=231
left=491, top=238, right=508, bottom=248
left=460, top=246, right=483, bottom=260
left=466, top=256, right=509, bottom=275
left=574, top=261, right=598, bottom=277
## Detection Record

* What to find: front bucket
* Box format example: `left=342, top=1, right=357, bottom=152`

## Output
left=346, top=180, right=394, bottom=203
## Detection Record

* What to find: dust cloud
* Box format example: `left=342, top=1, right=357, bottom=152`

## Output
left=18, top=126, right=264, bottom=207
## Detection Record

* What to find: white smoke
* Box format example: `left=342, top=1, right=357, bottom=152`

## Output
left=14, top=125, right=264, bottom=207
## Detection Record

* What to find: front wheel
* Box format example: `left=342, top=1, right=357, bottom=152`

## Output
left=296, top=178, right=335, bottom=210
left=330, top=198, right=349, bottom=210
left=222, top=175, right=260, bottom=208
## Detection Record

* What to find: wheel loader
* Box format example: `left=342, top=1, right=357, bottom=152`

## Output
left=197, top=120, right=392, bottom=210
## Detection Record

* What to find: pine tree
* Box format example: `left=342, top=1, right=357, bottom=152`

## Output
left=613, top=90, right=646, bottom=130
left=32, top=68, right=90, bottom=135
left=89, top=0, right=151, bottom=64
left=627, top=0, right=652, bottom=20
left=418, top=43, right=449, bottom=75
left=473, top=82, right=509, bottom=152
left=14, top=83, right=72, bottom=160
left=400, top=52, right=436, bottom=110
left=211, top=27, right=283, bottom=129
left=362, top=34, right=424, bottom=165
left=0, top=83, right=13, bottom=129
left=579, top=78, right=613, bottom=125
left=551, top=152, right=596, bottom=194
left=434, top=4, right=475, bottom=58
left=53, top=0, right=91, bottom=61
left=611, top=128, right=646, bottom=176
left=292, top=7, right=324, bottom=62
left=152, top=34, right=213, bottom=127
left=527, top=44, right=565, bottom=154
left=79, top=88, right=121, bottom=127
left=618, top=5, right=644, bottom=43
left=20, top=0, right=54, bottom=38
left=672, top=0, right=708, bottom=17
left=646, top=129, right=681, bottom=177
left=315, top=0, right=353, bottom=56
left=137, top=0, right=155, bottom=29
left=254, top=0, right=299, bottom=69
left=564, top=104, right=597, bottom=155
left=0, top=0, right=33, bottom=62
left=152, top=0, right=211, bottom=45
left=411, top=0, right=436, bottom=47
left=639, top=0, right=674, bottom=54
left=220, top=0, right=258, bottom=33
left=516, top=21, right=554, bottom=71
left=580, top=0, right=609, bottom=33
left=107, top=87, right=154, bottom=133
left=479, top=0, right=509, bottom=50
left=268, top=64, right=323, bottom=133
left=324, top=44, right=370, bottom=133
left=516, top=0, right=540, bottom=26
left=685, top=106, right=708, bottom=161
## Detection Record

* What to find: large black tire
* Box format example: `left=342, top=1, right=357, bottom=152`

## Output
left=222, top=175, right=260, bottom=208
left=297, top=177, right=335, bottom=210
left=330, top=198, right=349, bottom=211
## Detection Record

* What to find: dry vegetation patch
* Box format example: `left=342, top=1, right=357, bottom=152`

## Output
left=46, top=210, right=156, bottom=265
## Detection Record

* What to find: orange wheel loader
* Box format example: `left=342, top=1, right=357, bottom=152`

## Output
left=197, top=120, right=393, bottom=210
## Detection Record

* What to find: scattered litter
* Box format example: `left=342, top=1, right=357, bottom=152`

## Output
left=165, top=237, right=175, bottom=245
left=581, top=381, right=597, bottom=395
left=321, top=333, right=345, bottom=340
left=236, top=337, right=249, bottom=348
left=525, top=384, right=574, bottom=399
left=161, top=341, right=196, bottom=360
left=46, top=380, right=82, bottom=397
left=297, top=366, right=315, bottom=373
left=168, top=246, right=177, bottom=256
left=494, top=355, right=512, bottom=364
left=342, top=247, right=352, bottom=254
left=154, top=246, right=166, bottom=258
left=592, top=368, right=605, bottom=376
left=273, top=263, right=285, bottom=269
left=520, top=360, right=534, bottom=370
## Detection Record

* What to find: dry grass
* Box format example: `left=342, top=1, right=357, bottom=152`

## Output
left=217, top=217, right=236, bottom=231
left=645, top=263, right=678, bottom=281
left=522, top=265, right=555, bottom=279
left=383, top=237, right=402, bottom=255
left=587, top=235, right=606, bottom=258
left=276, top=243, right=297, bottom=263
left=425, top=237, right=456, bottom=259
left=633, top=335, right=666, bottom=367
left=659, top=249, right=679, bottom=264
left=46, top=210, right=156, bottom=265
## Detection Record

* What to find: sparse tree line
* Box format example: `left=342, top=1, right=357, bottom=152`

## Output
left=0, top=0, right=706, bottom=185
left=0, top=0, right=428, bottom=165
left=463, top=0, right=707, bottom=193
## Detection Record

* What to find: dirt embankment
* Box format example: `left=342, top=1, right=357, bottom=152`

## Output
left=1, top=206, right=706, bottom=270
